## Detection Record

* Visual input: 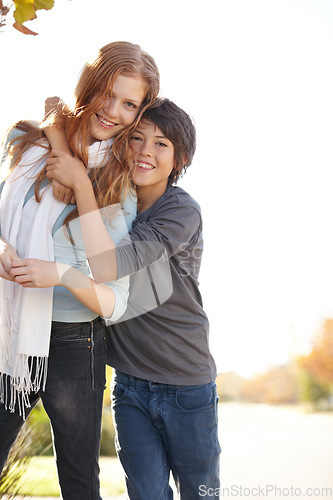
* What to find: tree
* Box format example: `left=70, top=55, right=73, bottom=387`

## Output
left=297, top=319, right=333, bottom=405
left=298, top=319, right=333, bottom=386
left=0, top=0, right=55, bottom=36
left=239, top=364, right=299, bottom=404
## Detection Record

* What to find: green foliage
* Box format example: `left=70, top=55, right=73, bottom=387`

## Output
left=26, top=402, right=54, bottom=456
left=0, top=406, right=120, bottom=498
left=297, top=369, right=330, bottom=403
left=0, top=401, right=117, bottom=497
left=0, top=422, right=31, bottom=497
left=100, top=406, right=117, bottom=457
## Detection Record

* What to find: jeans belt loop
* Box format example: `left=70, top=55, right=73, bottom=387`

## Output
left=128, top=375, right=135, bottom=392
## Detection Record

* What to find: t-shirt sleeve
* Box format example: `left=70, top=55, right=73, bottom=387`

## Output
left=102, top=275, right=130, bottom=323
left=115, top=196, right=202, bottom=279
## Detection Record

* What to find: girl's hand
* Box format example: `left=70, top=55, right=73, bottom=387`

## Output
left=0, top=239, right=18, bottom=281
left=46, top=150, right=89, bottom=192
left=51, top=179, right=76, bottom=204
left=10, top=259, right=62, bottom=288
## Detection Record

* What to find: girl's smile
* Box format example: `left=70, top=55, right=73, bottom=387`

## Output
left=95, top=114, right=117, bottom=129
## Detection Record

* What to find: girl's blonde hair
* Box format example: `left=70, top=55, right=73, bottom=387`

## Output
left=5, top=41, right=160, bottom=222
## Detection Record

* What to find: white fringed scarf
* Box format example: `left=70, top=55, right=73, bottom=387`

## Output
left=0, top=143, right=66, bottom=418
left=0, top=137, right=113, bottom=418
left=86, top=138, right=113, bottom=170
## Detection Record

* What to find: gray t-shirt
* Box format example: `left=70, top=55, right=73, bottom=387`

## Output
left=106, top=185, right=217, bottom=385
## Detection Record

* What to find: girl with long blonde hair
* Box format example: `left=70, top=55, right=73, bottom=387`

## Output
left=0, top=41, right=159, bottom=500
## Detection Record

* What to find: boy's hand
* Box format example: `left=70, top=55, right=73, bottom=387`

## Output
left=52, top=179, right=76, bottom=204
left=10, top=259, right=62, bottom=288
left=46, top=150, right=89, bottom=192
left=44, top=96, right=63, bottom=120
left=0, top=239, right=18, bottom=281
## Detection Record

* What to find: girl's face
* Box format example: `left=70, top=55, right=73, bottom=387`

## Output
left=88, top=74, right=147, bottom=144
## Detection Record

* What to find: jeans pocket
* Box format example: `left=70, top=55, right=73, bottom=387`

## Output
left=111, top=382, right=127, bottom=404
left=175, top=383, right=216, bottom=411
left=51, top=322, right=89, bottom=345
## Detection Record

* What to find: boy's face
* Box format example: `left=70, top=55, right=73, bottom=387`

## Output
left=128, top=119, right=175, bottom=190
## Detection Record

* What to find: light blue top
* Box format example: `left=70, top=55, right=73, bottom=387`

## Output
left=0, top=127, right=137, bottom=322
left=51, top=195, right=136, bottom=322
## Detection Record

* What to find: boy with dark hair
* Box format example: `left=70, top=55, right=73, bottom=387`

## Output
left=107, top=99, right=221, bottom=499
left=28, top=97, right=221, bottom=499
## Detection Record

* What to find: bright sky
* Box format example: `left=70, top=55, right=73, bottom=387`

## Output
left=1, top=0, right=333, bottom=377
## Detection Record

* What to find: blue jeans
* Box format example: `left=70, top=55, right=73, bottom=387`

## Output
left=111, top=371, right=221, bottom=499
left=0, top=317, right=106, bottom=500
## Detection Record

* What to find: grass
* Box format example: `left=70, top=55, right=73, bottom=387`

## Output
left=0, top=423, right=32, bottom=499
left=8, top=456, right=126, bottom=497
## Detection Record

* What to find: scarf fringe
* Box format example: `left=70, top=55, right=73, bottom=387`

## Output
left=0, top=356, right=48, bottom=420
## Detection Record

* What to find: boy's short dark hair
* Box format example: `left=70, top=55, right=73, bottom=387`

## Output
left=142, top=98, right=196, bottom=184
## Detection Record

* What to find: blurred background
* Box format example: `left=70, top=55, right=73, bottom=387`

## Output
left=0, top=0, right=332, bottom=498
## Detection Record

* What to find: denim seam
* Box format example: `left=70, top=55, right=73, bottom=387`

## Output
left=163, top=446, right=170, bottom=499
left=91, top=321, right=95, bottom=390
left=90, top=320, right=96, bottom=499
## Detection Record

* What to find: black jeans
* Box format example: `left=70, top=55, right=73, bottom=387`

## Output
left=0, top=316, right=106, bottom=500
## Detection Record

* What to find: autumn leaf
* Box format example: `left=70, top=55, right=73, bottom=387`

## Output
left=12, top=0, right=55, bottom=35
left=13, top=20, right=38, bottom=35
left=13, top=0, right=36, bottom=25
left=34, top=0, right=54, bottom=12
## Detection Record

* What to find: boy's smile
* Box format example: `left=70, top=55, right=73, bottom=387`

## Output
left=128, top=119, right=175, bottom=212
left=136, top=161, right=155, bottom=171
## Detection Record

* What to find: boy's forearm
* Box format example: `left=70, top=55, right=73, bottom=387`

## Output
left=44, top=125, right=72, bottom=155
left=43, top=96, right=72, bottom=155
